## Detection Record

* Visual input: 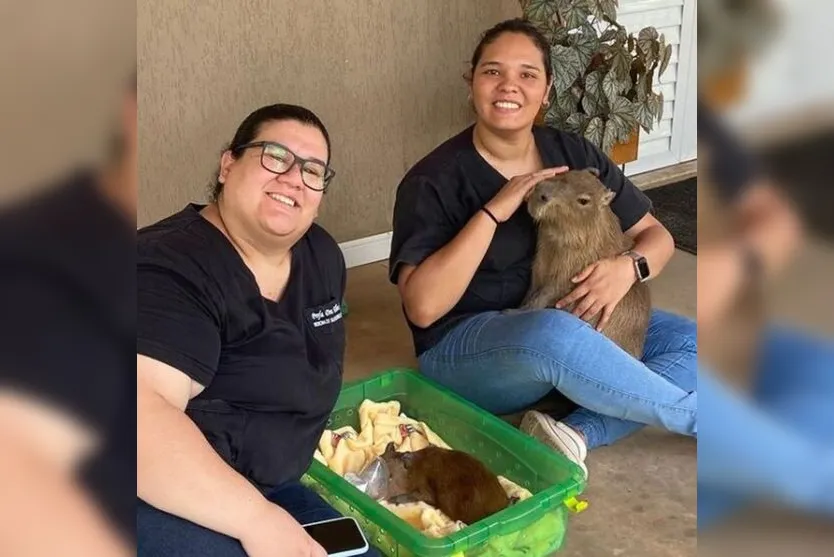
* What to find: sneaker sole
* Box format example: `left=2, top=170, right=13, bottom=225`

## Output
left=520, top=412, right=588, bottom=479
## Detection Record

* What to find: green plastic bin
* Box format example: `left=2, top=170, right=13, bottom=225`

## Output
left=301, top=368, right=587, bottom=556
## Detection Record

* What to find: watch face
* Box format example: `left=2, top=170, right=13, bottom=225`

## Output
left=636, top=258, right=650, bottom=280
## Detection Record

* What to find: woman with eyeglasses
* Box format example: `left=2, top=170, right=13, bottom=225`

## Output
left=137, top=104, right=378, bottom=557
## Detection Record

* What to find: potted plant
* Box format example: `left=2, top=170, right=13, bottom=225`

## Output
left=699, top=0, right=780, bottom=109
left=519, top=0, right=673, bottom=164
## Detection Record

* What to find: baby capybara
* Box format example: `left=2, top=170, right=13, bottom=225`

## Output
left=379, top=442, right=509, bottom=525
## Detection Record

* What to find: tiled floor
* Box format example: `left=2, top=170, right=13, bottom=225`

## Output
left=342, top=250, right=698, bottom=557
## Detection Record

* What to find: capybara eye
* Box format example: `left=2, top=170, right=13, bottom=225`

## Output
left=578, top=196, right=590, bottom=206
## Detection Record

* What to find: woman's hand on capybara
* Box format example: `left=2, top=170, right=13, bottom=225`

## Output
left=555, top=255, right=636, bottom=331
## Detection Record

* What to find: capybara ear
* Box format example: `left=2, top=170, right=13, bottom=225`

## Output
left=601, top=189, right=615, bottom=206
left=584, top=167, right=600, bottom=177
left=382, top=441, right=397, bottom=458
left=400, top=451, right=416, bottom=469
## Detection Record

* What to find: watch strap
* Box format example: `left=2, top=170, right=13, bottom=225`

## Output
left=622, top=250, right=650, bottom=282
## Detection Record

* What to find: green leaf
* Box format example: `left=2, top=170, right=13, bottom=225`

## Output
left=608, top=95, right=631, bottom=113
left=609, top=96, right=635, bottom=120
left=659, top=44, right=673, bottom=76
left=646, top=93, right=658, bottom=116
left=582, top=93, right=600, bottom=116
left=549, top=23, right=571, bottom=45
left=559, top=0, right=592, bottom=29
left=602, top=118, right=619, bottom=154
left=656, top=92, right=664, bottom=121
left=584, top=70, right=604, bottom=99
left=645, top=92, right=664, bottom=124
left=572, top=23, right=600, bottom=68
left=522, top=0, right=558, bottom=22
left=550, top=44, right=584, bottom=93
left=557, top=88, right=580, bottom=113
left=600, top=26, right=619, bottom=43
left=637, top=27, right=659, bottom=57
left=634, top=100, right=655, bottom=132
left=609, top=45, right=631, bottom=81
left=617, top=114, right=638, bottom=143
left=544, top=107, right=568, bottom=130
left=584, top=116, right=604, bottom=148
left=645, top=49, right=657, bottom=71
left=602, top=71, right=628, bottom=103
left=609, top=113, right=634, bottom=143
left=599, top=0, right=618, bottom=21
left=638, top=27, right=659, bottom=41
left=566, top=112, right=590, bottom=134
left=635, top=73, right=648, bottom=101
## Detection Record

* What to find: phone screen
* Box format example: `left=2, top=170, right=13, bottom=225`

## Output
left=303, top=517, right=367, bottom=555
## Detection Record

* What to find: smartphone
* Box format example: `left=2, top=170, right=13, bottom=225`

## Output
left=302, top=516, right=369, bottom=557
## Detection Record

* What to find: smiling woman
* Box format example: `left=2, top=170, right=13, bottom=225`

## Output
left=388, top=18, right=697, bottom=481
left=467, top=18, right=553, bottom=142
left=136, top=104, right=380, bottom=556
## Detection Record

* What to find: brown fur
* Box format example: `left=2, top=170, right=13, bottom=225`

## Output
left=379, top=442, right=510, bottom=525
left=522, top=168, right=651, bottom=359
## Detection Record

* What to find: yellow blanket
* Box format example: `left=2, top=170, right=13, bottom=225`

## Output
left=314, top=399, right=533, bottom=537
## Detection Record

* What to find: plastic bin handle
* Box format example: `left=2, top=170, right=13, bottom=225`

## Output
left=564, top=496, right=589, bottom=513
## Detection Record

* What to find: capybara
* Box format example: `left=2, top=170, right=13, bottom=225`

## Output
left=379, top=442, right=509, bottom=525
left=522, top=168, right=651, bottom=359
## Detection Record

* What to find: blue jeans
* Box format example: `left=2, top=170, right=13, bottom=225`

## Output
left=418, top=308, right=697, bottom=449
left=137, top=482, right=380, bottom=556
left=698, top=326, right=834, bottom=528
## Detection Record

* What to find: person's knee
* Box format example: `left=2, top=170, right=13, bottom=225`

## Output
left=137, top=499, right=246, bottom=557
left=527, top=308, right=638, bottom=350
left=528, top=308, right=591, bottom=339
left=650, top=310, right=697, bottom=353
left=511, top=309, right=612, bottom=365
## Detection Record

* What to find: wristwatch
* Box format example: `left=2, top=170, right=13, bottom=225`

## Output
left=622, top=250, right=650, bottom=282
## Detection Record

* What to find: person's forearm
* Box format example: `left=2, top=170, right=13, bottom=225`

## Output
left=737, top=194, right=804, bottom=278
left=401, top=210, right=497, bottom=327
left=697, top=243, right=748, bottom=330
left=137, top=389, right=269, bottom=541
left=697, top=184, right=804, bottom=329
left=0, top=429, right=131, bottom=557
left=629, top=224, right=676, bottom=280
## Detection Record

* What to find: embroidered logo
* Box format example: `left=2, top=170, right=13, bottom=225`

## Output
left=307, top=300, right=344, bottom=329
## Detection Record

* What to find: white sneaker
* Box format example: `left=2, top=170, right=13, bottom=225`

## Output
left=520, top=411, right=588, bottom=479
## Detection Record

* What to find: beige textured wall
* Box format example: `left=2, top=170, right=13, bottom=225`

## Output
left=2, top=0, right=134, bottom=204
left=138, top=0, right=520, bottom=241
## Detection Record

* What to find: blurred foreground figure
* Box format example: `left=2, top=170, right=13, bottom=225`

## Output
left=697, top=0, right=834, bottom=532
left=0, top=75, right=136, bottom=556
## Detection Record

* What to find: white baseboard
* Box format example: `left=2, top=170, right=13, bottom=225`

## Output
left=339, top=231, right=392, bottom=269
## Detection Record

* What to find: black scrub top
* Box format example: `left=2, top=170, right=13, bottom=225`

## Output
left=137, top=205, right=346, bottom=492
left=0, top=169, right=136, bottom=541
left=388, top=124, right=652, bottom=356
left=698, top=102, right=763, bottom=202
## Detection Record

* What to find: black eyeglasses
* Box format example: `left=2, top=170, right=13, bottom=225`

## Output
left=235, top=141, right=335, bottom=192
